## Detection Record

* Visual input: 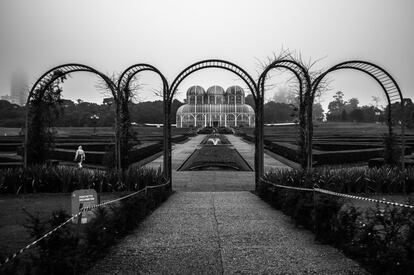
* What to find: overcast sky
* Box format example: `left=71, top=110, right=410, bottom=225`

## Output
left=0, top=0, right=413, bottom=110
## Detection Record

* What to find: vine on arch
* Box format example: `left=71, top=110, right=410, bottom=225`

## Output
left=26, top=71, right=66, bottom=164
left=25, top=65, right=121, bottom=171
left=258, top=51, right=312, bottom=169
left=117, top=64, right=169, bottom=174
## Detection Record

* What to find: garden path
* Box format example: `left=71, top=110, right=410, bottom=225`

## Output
left=145, top=134, right=291, bottom=191
left=88, top=191, right=365, bottom=274
left=88, top=135, right=365, bottom=274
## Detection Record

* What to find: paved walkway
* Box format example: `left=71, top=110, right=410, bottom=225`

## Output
left=145, top=135, right=290, bottom=191
left=88, top=136, right=365, bottom=274
left=89, top=192, right=365, bottom=274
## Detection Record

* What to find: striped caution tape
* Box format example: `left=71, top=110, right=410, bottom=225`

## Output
left=260, top=178, right=314, bottom=192
left=0, top=180, right=170, bottom=268
left=0, top=214, right=78, bottom=267
left=314, top=188, right=414, bottom=209
left=260, top=178, right=414, bottom=209
left=79, top=181, right=170, bottom=212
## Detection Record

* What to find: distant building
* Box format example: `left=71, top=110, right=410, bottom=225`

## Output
left=10, top=70, right=28, bottom=106
left=0, top=94, right=11, bottom=102
left=176, top=85, right=255, bottom=128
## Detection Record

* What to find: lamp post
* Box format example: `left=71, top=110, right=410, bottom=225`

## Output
left=90, top=114, right=100, bottom=135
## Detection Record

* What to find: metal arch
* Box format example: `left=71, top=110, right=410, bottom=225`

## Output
left=118, top=63, right=169, bottom=100
left=310, top=60, right=405, bottom=169
left=166, top=59, right=258, bottom=187
left=257, top=59, right=312, bottom=174
left=28, top=63, right=118, bottom=102
left=169, top=59, right=258, bottom=103
left=311, top=60, right=403, bottom=105
left=24, top=64, right=120, bottom=168
left=117, top=64, right=171, bottom=184
left=258, top=59, right=311, bottom=100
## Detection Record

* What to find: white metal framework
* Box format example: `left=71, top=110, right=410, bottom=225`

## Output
left=176, top=85, right=255, bottom=128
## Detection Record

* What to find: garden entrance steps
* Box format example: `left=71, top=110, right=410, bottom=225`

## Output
left=88, top=191, right=365, bottom=274
left=144, top=134, right=291, bottom=192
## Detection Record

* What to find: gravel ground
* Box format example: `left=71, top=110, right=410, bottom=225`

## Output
left=88, top=192, right=366, bottom=274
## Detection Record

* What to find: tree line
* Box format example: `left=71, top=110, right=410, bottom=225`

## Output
left=0, top=92, right=412, bottom=127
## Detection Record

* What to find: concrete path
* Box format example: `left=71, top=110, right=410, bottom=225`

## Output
left=88, top=136, right=365, bottom=274
left=88, top=192, right=365, bottom=274
left=145, top=135, right=290, bottom=192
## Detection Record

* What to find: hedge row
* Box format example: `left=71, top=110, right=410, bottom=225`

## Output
left=0, top=143, right=21, bottom=152
left=0, top=183, right=171, bottom=274
left=264, top=167, right=414, bottom=194
left=49, top=148, right=106, bottom=164
left=237, top=132, right=412, bottom=166
left=257, top=179, right=414, bottom=274
left=0, top=165, right=164, bottom=194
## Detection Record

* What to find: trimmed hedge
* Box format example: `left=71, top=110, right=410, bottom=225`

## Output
left=128, top=142, right=162, bottom=164
left=0, top=143, right=21, bottom=152
left=258, top=178, right=414, bottom=274
left=48, top=148, right=106, bottom=164
left=0, top=165, right=164, bottom=194
left=0, top=183, right=171, bottom=274
left=264, top=166, right=414, bottom=193
left=238, top=132, right=413, bottom=166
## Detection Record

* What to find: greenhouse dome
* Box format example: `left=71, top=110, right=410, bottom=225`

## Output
left=176, top=85, right=255, bottom=128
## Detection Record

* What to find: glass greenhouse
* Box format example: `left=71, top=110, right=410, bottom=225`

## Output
left=176, top=85, right=255, bottom=128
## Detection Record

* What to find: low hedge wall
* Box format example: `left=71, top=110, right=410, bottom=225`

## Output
left=171, top=134, right=188, bottom=143
left=264, top=167, right=414, bottom=193
left=0, top=165, right=164, bottom=194
left=258, top=178, right=414, bottom=274
left=0, top=183, right=171, bottom=274
left=0, top=143, right=21, bottom=152
left=128, top=142, right=163, bottom=164
left=313, top=148, right=384, bottom=165
left=48, top=148, right=106, bottom=165
left=266, top=141, right=300, bottom=163
left=54, top=143, right=114, bottom=152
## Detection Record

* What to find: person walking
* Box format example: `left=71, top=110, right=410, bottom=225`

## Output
left=74, top=146, right=86, bottom=168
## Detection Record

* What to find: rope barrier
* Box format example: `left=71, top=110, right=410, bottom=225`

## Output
left=260, top=178, right=414, bottom=209
left=314, top=188, right=414, bottom=209
left=261, top=179, right=314, bottom=192
left=0, top=180, right=170, bottom=268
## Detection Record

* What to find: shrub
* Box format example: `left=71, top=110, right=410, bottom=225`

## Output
left=384, top=132, right=402, bottom=166
left=0, top=165, right=164, bottom=194
left=258, top=175, right=414, bottom=274
left=264, top=166, right=413, bottom=194
left=1, top=180, right=171, bottom=274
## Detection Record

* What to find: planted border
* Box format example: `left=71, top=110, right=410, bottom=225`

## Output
left=258, top=168, right=414, bottom=274
left=0, top=183, right=171, bottom=274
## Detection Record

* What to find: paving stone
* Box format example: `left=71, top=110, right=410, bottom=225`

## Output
left=88, top=192, right=366, bottom=274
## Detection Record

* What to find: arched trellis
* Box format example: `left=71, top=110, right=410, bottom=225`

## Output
left=310, top=60, right=405, bottom=168
left=117, top=64, right=170, bottom=183
left=258, top=60, right=312, bottom=172
left=169, top=59, right=260, bottom=183
left=24, top=64, right=121, bottom=170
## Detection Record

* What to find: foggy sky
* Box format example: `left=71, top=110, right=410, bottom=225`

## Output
left=0, top=0, right=413, bottom=109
